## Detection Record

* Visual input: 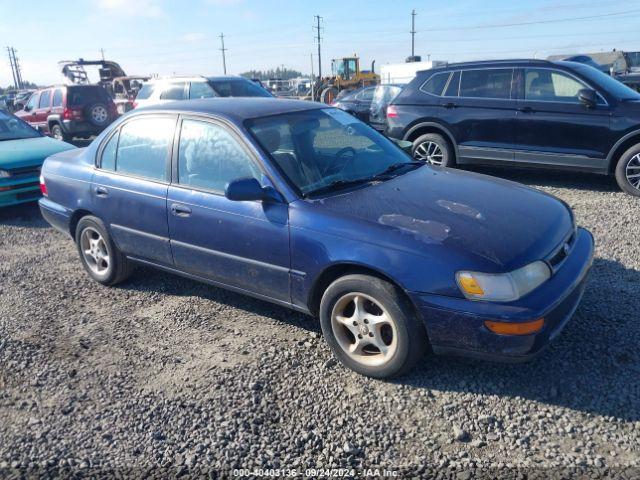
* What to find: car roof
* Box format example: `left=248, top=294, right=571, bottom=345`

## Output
left=146, top=75, right=249, bottom=83
left=418, top=58, right=557, bottom=74
left=133, top=98, right=325, bottom=123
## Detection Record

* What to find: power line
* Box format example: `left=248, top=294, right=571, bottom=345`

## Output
left=219, top=33, right=227, bottom=74
left=313, top=15, right=322, bottom=78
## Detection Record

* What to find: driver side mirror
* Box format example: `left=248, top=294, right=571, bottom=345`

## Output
left=23, top=105, right=31, bottom=112
left=578, top=88, right=598, bottom=109
left=391, top=138, right=413, bottom=154
left=225, top=177, right=282, bottom=203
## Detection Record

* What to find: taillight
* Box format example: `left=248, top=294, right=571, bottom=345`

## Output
left=63, top=107, right=83, bottom=120
left=39, top=174, right=48, bottom=196
left=386, top=105, right=398, bottom=118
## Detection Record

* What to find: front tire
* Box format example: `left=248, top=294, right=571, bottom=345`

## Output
left=319, top=274, right=428, bottom=378
left=412, top=133, right=454, bottom=167
left=75, top=216, right=132, bottom=285
left=615, top=144, right=640, bottom=197
left=50, top=123, right=71, bottom=143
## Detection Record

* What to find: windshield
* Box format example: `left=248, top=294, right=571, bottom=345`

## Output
left=626, top=52, right=640, bottom=69
left=575, top=64, right=640, bottom=100
left=247, top=108, right=418, bottom=196
left=0, top=111, right=41, bottom=141
left=209, top=79, right=272, bottom=98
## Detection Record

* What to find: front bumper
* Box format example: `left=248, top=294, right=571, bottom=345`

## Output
left=410, top=228, right=595, bottom=362
left=0, top=177, right=41, bottom=207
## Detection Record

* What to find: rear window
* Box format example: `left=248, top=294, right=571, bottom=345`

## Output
left=67, top=86, right=110, bottom=105
left=420, top=72, right=451, bottom=96
left=160, top=83, right=187, bottom=100
left=209, top=79, right=272, bottom=98
left=136, top=84, right=154, bottom=100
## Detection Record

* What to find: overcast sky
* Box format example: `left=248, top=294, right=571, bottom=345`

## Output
left=1, top=0, right=639, bottom=87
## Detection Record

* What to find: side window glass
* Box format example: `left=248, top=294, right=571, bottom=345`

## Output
left=178, top=119, right=260, bottom=192
left=525, top=69, right=584, bottom=103
left=357, top=88, right=375, bottom=101
left=116, top=117, right=175, bottom=181
left=100, top=130, right=119, bottom=171
left=421, top=72, right=451, bottom=96
left=189, top=82, right=216, bottom=99
left=460, top=69, right=513, bottom=99
left=26, top=93, right=39, bottom=110
left=160, top=83, right=187, bottom=100
left=444, top=71, right=460, bottom=97
left=52, top=89, right=63, bottom=107
left=38, top=90, right=51, bottom=108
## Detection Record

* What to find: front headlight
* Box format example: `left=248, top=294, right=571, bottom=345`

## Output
left=0, top=169, right=10, bottom=178
left=456, top=261, right=551, bottom=302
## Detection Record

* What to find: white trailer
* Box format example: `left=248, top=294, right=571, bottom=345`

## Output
left=379, top=60, right=447, bottom=85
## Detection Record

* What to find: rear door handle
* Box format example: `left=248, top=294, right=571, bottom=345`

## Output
left=518, top=106, right=534, bottom=113
left=170, top=203, right=192, bottom=217
left=95, top=186, right=109, bottom=197
left=442, top=102, right=457, bottom=109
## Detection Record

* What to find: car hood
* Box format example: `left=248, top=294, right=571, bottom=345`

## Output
left=0, top=136, right=76, bottom=169
left=308, top=166, right=573, bottom=272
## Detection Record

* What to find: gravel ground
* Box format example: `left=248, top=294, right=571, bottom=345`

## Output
left=0, top=167, right=639, bottom=479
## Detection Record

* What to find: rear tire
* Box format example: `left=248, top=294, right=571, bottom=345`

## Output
left=614, top=144, right=640, bottom=197
left=75, top=216, right=132, bottom=286
left=412, top=133, right=454, bottom=167
left=319, top=274, right=428, bottom=378
left=50, top=123, right=71, bottom=143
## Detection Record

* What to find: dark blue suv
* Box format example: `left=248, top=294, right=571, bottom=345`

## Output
left=386, top=59, right=640, bottom=196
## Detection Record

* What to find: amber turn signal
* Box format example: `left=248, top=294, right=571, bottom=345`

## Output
left=484, top=318, right=545, bottom=336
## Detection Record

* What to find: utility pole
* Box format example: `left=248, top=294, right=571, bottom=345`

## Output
left=219, top=33, right=227, bottom=75
left=313, top=15, right=322, bottom=78
left=7, top=47, right=18, bottom=89
left=410, top=9, right=417, bottom=59
left=9, top=48, right=22, bottom=89
left=310, top=53, right=315, bottom=99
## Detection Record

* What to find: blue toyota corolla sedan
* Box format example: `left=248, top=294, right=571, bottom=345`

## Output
left=38, top=98, right=594, bottom=378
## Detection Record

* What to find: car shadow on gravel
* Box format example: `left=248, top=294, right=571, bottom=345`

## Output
left=400, top=257, right=639, bottom=422
left=0, top=202, right=48, bottom=228
left=117, top=266, right=319, bottom=333
left=465, top=166, right=619, bottom=193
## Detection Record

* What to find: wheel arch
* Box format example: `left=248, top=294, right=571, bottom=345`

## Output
left=69, top=209, right=94, bottom=239
left=606, top=130, right=640, bottom=173
left=47, top=114, right=62, bottom=130
left=403, top=121, right=458, bottom=160
left=307, top=262, right=415, bottom=318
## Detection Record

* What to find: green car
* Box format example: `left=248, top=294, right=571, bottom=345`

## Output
left=0, top=111, right=75, bottom=207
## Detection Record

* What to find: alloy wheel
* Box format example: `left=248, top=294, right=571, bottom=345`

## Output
left=91, top=106, right=109, bottom=125
left=331, top=292, right=398, bottom=367
left=414, top=141, right=444, bottom=165
left=80, top=227, right=110, bottom=275
left=625, top=153, right=640, bottom=190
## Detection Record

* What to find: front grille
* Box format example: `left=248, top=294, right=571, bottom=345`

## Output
left=4, top=165, right=41, bottom=180
left=547, top=230, right=577, bottom=271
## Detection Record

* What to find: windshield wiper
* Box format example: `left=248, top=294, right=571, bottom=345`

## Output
left=304, top=178, right=375, bottom=197
left=372, top=161, right=423, bottom=179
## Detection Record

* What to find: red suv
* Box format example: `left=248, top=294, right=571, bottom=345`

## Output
left=15, top=85, right=117, bottom=142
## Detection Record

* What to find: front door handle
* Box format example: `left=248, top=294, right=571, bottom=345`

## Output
left=95, top=186, right=109, bottom=197
left=170, top=203, right=192, bottom=217
left=442, top=102, right=457, bottom=109
left=518, top=106, right=534, bottom=113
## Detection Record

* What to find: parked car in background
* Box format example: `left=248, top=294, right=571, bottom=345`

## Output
left=15, top=85, right=117, bottom=142
left=39, top=98, right=593, bottom=378
left=387, top=59, right=640, bottom=196
left=368, top=84, right=404, bottom=132
left=134, top=75, right=272, bottom=109
left=331, top=86, right=377, bottom=123
left=0, top=110, right=75, bottom=207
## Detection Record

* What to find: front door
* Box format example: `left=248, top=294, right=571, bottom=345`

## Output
left=353, top=87, right=375, bottom=122
left=167, top=117, right=290, bottom=302
left=91, top=114, right=177, bottom=265
left=514, top=67, right=612, bottom=171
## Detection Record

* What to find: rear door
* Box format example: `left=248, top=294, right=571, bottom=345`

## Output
left=449, top=68, right=518, bottom=163
left=92, top=114, right=177, bottom=265
left=513, top=67, right=612, bottom=171
left=353, top=87, right=375, bottom=122
left=167, top=116, right=290, bottom=301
